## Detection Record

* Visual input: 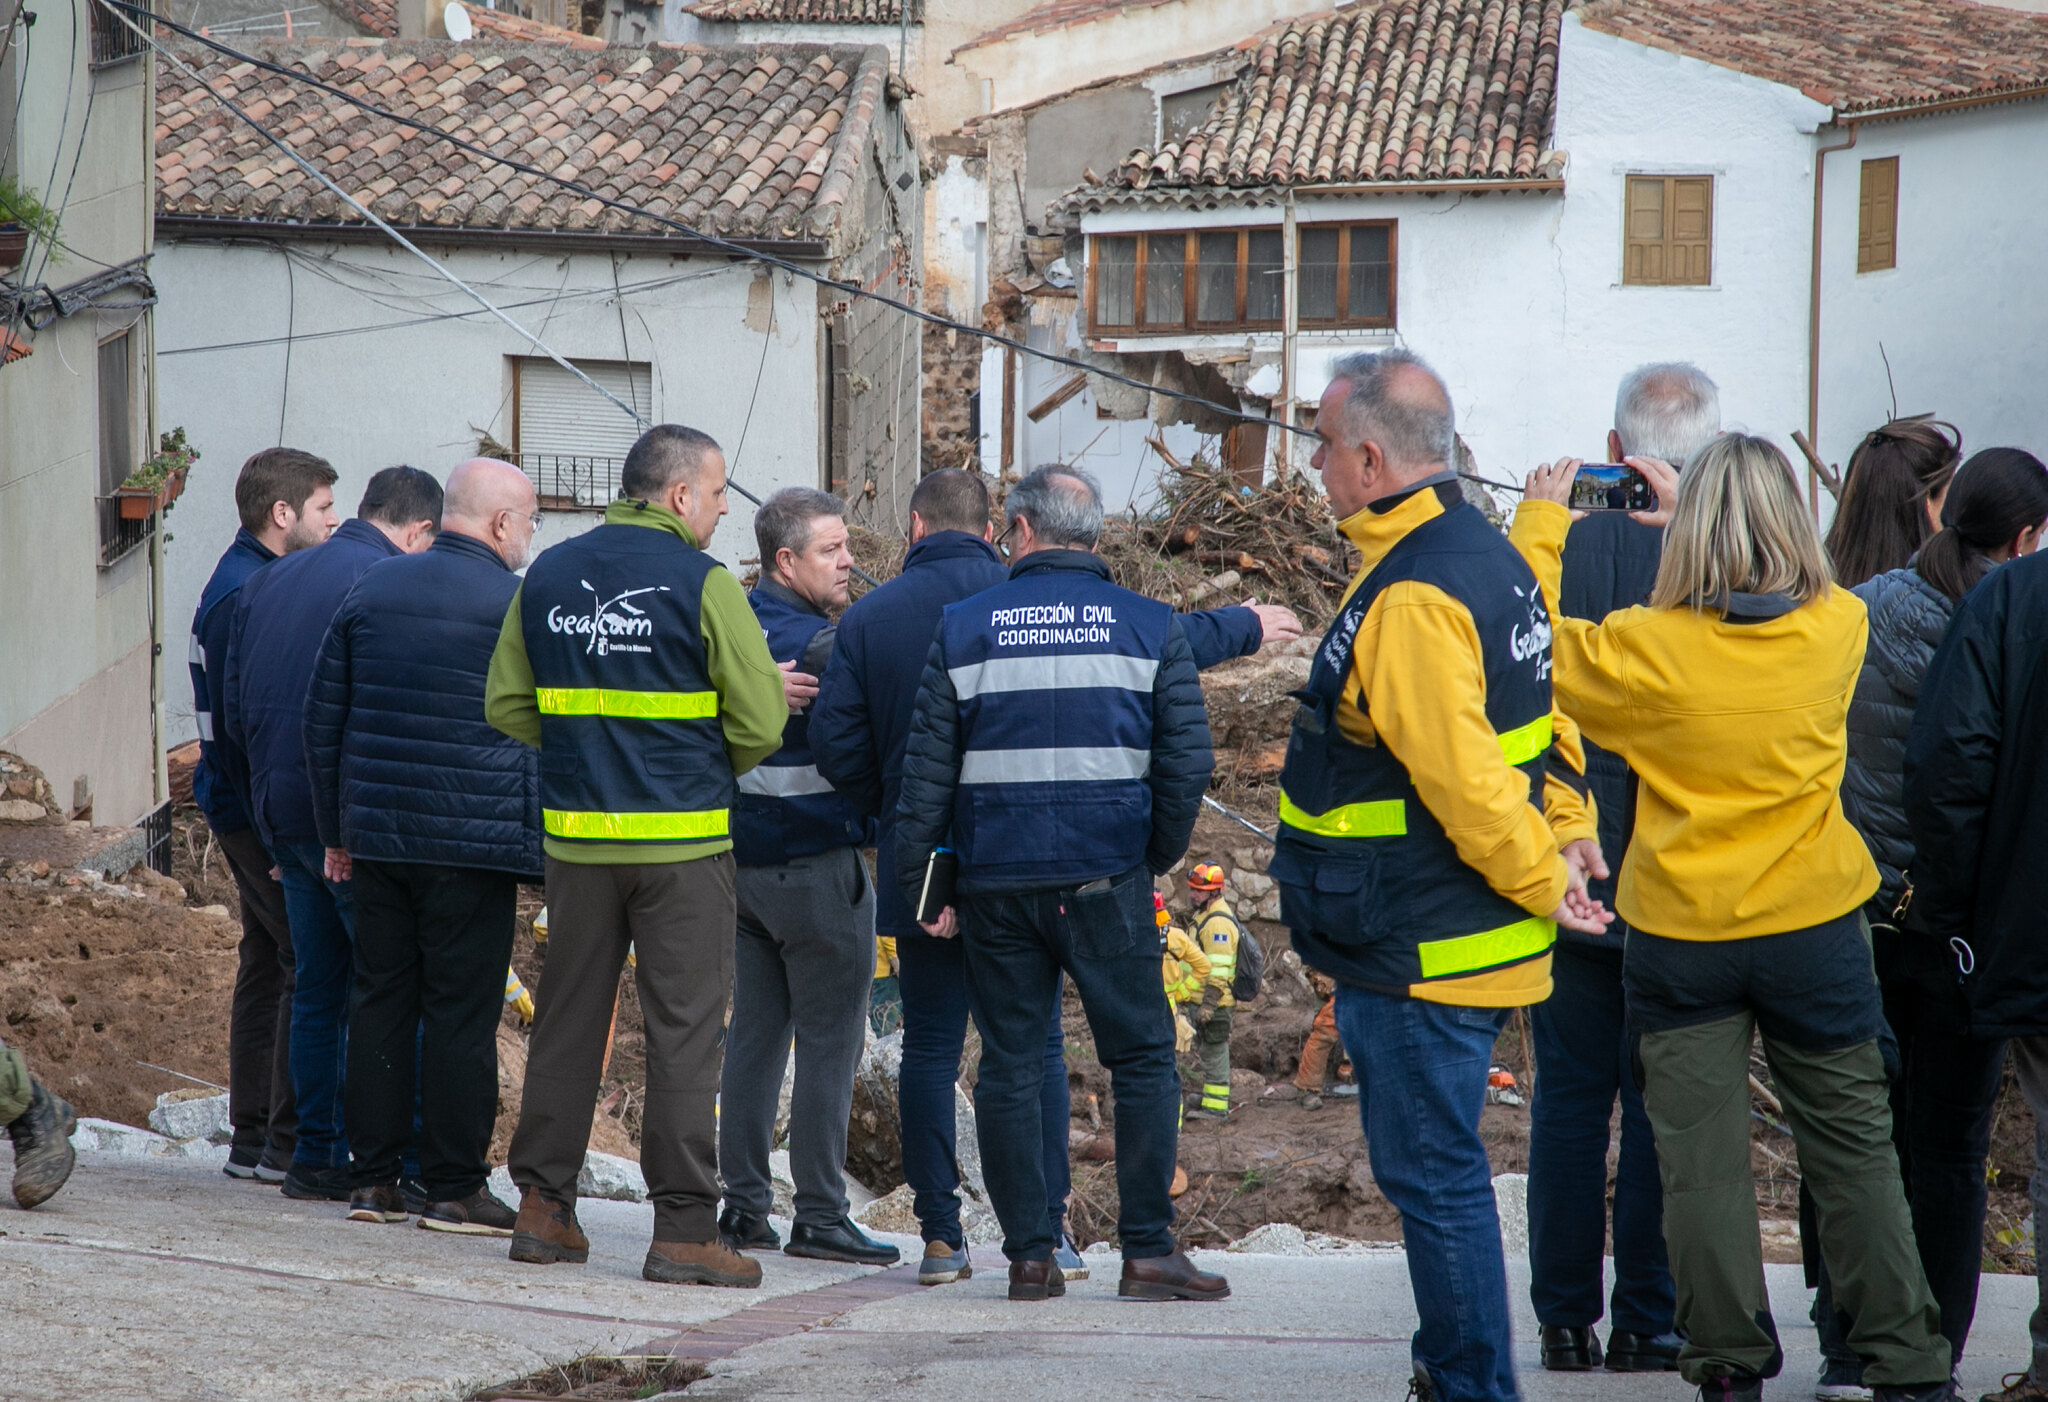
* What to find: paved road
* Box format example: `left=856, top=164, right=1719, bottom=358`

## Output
left=3, top=1150, right=2036, bottom=1401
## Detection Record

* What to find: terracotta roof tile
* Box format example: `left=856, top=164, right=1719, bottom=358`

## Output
left=155, top=37, right=889, bottom=242
left=685, top=0, right=918, bottom=21
left=1075, top=0, right=1564, bottom=209
left=1579, top=0, right=2048, bottom=115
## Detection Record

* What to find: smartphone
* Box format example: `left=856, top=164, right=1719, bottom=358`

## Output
left=1569, top=464, right=1653, bottom=512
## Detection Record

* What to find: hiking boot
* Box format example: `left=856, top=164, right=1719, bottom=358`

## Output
left=1816, top=1355, right=1872, bottom=1400
left=1298, top=1092, right=1324, bottom=1111
left=1983, top=1374, right=2048, bottom=1402
left=643, top=1238, right=762, bottom=1288
left=1407, top=1362, right=1441, bottom=1401
left=1540, top=1325, right=1602, bottom=1371
left=1053, top=1228, right=1089, bottom=1282
left=509, top=1190, right=589, bottom=1265
left=718, top=1205, right=780, bottom=1252
left=918, top=1239, right=971, bottom=1286
left=786, top=1216, right=900, bottom=1265
left=280, top=1164, right=351, bottom=1202
left=1185, top=1106, right=1228, bottom=1121
left=1118, top=1248, right=1230, bottom=1301
left=1008, top=1257, right=1065, bottom=1301
left=1606, top=1328, right=1682, bottom=1373
left=1697, top=1375, right=1764, bottom=1402
left=7, top=1081, right=77, bottom=1209
left=419, top=1187, right=517, bottom=1237
left=347, top=1183, right=409, bottom=1223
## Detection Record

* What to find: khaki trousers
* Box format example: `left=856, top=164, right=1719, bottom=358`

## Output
left=0, top=1039, right=29, bottom=1124
left=509, top=853, right=735, bottom=1243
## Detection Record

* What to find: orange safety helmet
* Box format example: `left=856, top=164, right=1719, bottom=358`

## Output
left=1187, top=862, right=1226, bottom=893
left=1153, top=891, right=1171, bottom=928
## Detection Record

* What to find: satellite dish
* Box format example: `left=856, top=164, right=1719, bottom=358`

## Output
left=443, top=2, right=473, bottom=39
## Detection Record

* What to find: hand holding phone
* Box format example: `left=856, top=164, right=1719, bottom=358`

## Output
left=1569, top=464, right=1654, bottom=513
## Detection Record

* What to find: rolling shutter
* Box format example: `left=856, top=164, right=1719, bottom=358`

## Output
left=514, top=357, right=651, bottom=459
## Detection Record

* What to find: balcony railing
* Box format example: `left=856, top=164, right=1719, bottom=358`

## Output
left=519, top=454, right=622, bottom=511
left=89, top=0, right=149, bottom=67
left=96, top=495, right=153, bottom=569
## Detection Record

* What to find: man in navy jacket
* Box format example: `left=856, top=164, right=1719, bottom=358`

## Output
left=812, top=469, right=1298, bottom=1285
left=191, top=448, right=339, bottom=1182
left=305, top=459, right=543, bottom=1232
left=223, top=464, right=443, bottom=1204
left=717, top=487, right=896, bottom=1268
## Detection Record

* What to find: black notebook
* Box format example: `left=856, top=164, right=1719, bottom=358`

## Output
left=915, top=847, right=958, bottom=925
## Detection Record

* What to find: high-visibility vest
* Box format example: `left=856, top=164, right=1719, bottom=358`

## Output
left=1270, top=486, right=1561, bottom=994
left=520, top=521, right=734, bottom=849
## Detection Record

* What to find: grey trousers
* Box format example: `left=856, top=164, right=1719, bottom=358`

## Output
left=719, top=845, right=875, bottom=1228
left=2011, top=1037, right=2048, bottom=1381
left=510, top=854, right=735, bottom=1243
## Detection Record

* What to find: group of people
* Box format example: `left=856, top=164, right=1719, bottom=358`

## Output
left=3, top=341, right=2044, bottom=1402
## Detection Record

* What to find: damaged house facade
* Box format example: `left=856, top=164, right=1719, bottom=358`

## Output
left=966, top=0, right=2048, bottom=503
left=150, top=36, right=920, bottom=748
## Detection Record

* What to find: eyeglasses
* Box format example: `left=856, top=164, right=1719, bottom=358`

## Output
left=995, top=521, right=1017, bottom=558
left=504, top=508, right=544, bottom=533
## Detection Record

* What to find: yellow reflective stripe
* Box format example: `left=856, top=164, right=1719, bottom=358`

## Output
left=1278, top=789, right=1407, bottom=838
left=1496, top=715, right=1553, bottom=767
left=1415, top=916, right=1556, bottom=980
left=543, top=808, right=730, bottom=841
left=535, top=688, right=719, bottom=720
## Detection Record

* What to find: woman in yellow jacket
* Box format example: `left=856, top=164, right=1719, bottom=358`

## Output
left=1513, top=434, right=1952, bottom=1402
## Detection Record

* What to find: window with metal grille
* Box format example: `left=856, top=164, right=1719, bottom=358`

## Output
left=1089, top=222, right=1395, bottom=334
left=95, top=331, right=150, bottom=567
left=1858, top=157, right=1898, bottom=274
left=510, top=356, right=652, bottom=509
left=1622, top=175, right=1713, bottom=287
left=90, top=0, right=149, bottom=67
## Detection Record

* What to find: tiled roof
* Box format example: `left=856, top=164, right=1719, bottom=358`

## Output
left=324, top=0, right=598, bottom=44
left=154, top=39, right=889, bottom=243
left=687, top=0, right=919, bottom=21
left=958, top=0, right=1175, bottom=52
left=1076, top=0, right=1564, bottom=206
left=0, top=327, right=31, bottom=365
left=1579, top=0, right=2048, bottom=116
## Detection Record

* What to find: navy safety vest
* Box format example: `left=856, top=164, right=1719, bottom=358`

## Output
left=1269, top=486, right=1560, bottom=994
left=939, top=554, right=1171, bottom=889
left=732, top=580, right=871, bottom=866
left=519, top=521, right=734, bottom=848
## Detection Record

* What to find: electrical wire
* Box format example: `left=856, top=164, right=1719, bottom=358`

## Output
left=274, top=240, right=293, bottom=444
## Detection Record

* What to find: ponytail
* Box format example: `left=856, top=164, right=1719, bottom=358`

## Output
left=1824, top=417, right=1962, bottom=588
left=1915, top=448, right=2048, bottom=601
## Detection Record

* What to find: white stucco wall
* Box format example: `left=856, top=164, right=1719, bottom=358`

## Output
left=1076, top=18, right=1835, bottom=497
left=152, top=238, right=823, bottom=745
left=1816, top=101, right=2048, bottom=469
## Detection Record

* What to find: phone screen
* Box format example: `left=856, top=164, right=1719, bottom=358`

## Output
left=1569, top=464, right=1652, bottom=512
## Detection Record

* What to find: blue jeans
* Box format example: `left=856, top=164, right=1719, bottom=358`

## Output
left=1335, top=984, right=1519, bottom=1402
left=897, top=932, right=1070, bottom=1247
left=960, top=867, right=1178, bottom=1262
left=273, top=841, right=355, bottom=1171
left=1528, top=942, right=1674, bottom=1335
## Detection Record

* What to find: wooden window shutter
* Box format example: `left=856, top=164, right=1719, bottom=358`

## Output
left=1669, top=177, right=1712, bottom=284
left=1859, top=157, right=1898, bottom=273
left=1624, top=175, right=1713, bottom=286
left=1624, top=176, right=1667, bottom=284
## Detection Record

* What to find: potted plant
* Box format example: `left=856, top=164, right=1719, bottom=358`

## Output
left=117, top=427, right=200, bottom=520
left=0, top=173, right=62, bottom=275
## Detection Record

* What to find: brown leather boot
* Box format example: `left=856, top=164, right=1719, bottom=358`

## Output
left=1007, top=1257, right=1066, bottom=1301
left=1118, top=1248, right=1230, bottom=1301
left=643, top=1238, right=763, bottom=1288
left=508, top=1190, right=589, bottom=1265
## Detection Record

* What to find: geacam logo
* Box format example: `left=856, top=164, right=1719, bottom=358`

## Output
left=546, top=581, right=670, bottom=656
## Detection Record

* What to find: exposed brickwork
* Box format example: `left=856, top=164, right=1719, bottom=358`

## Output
left=920, top=313, right=979, bottom=475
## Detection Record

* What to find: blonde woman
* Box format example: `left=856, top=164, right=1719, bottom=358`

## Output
left=1513, top=435, right=1955, bottom=1402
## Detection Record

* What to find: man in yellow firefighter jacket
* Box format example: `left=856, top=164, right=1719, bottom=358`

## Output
left=1267, top=351, right=1612, bottom=1402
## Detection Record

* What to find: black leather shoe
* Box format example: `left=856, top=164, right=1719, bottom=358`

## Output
left=1606, top=1328, right=1683, bottom=1372
left=784, top=1216, right=900, bottom=1265
left=1540, top=1325, right=1603, bottom=1371
left=719, top=1205, right=781, bottom=1252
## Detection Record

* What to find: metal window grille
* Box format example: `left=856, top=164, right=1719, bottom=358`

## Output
left=518, top=454, right=622, bottom=511
left=141, top=800, right=173, bottom=877
left=96, top=495, right=153, bottom=568
left=90, top=0, right=149, bottom=67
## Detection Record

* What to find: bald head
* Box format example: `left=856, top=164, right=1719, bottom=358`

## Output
left=443, top=458, right=540, bottom=568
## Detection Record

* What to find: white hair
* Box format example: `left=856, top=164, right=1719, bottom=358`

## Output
left=1614, top=362, right=1721, bottom=465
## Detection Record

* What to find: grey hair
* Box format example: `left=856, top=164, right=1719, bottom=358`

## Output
left=754, top=486, right=846, bottom=564
left=1324, top=348, right=1455, bottom=468
left=1006, top=465, right=1104, bottom=548
left=1614, top=362, right=1721, bottom=465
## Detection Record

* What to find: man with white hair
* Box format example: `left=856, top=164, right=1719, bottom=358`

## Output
left=1524, top=364, right=1719, bottom=1380
left=304, top=457, right=544, bottom=1234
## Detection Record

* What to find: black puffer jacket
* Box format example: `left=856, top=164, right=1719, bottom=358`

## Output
left=304, top=531, right=542, bottom=879
left=1844, top=566, right=1955, bottom=912
left=1903, top=550, right=2048, bottom=1039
